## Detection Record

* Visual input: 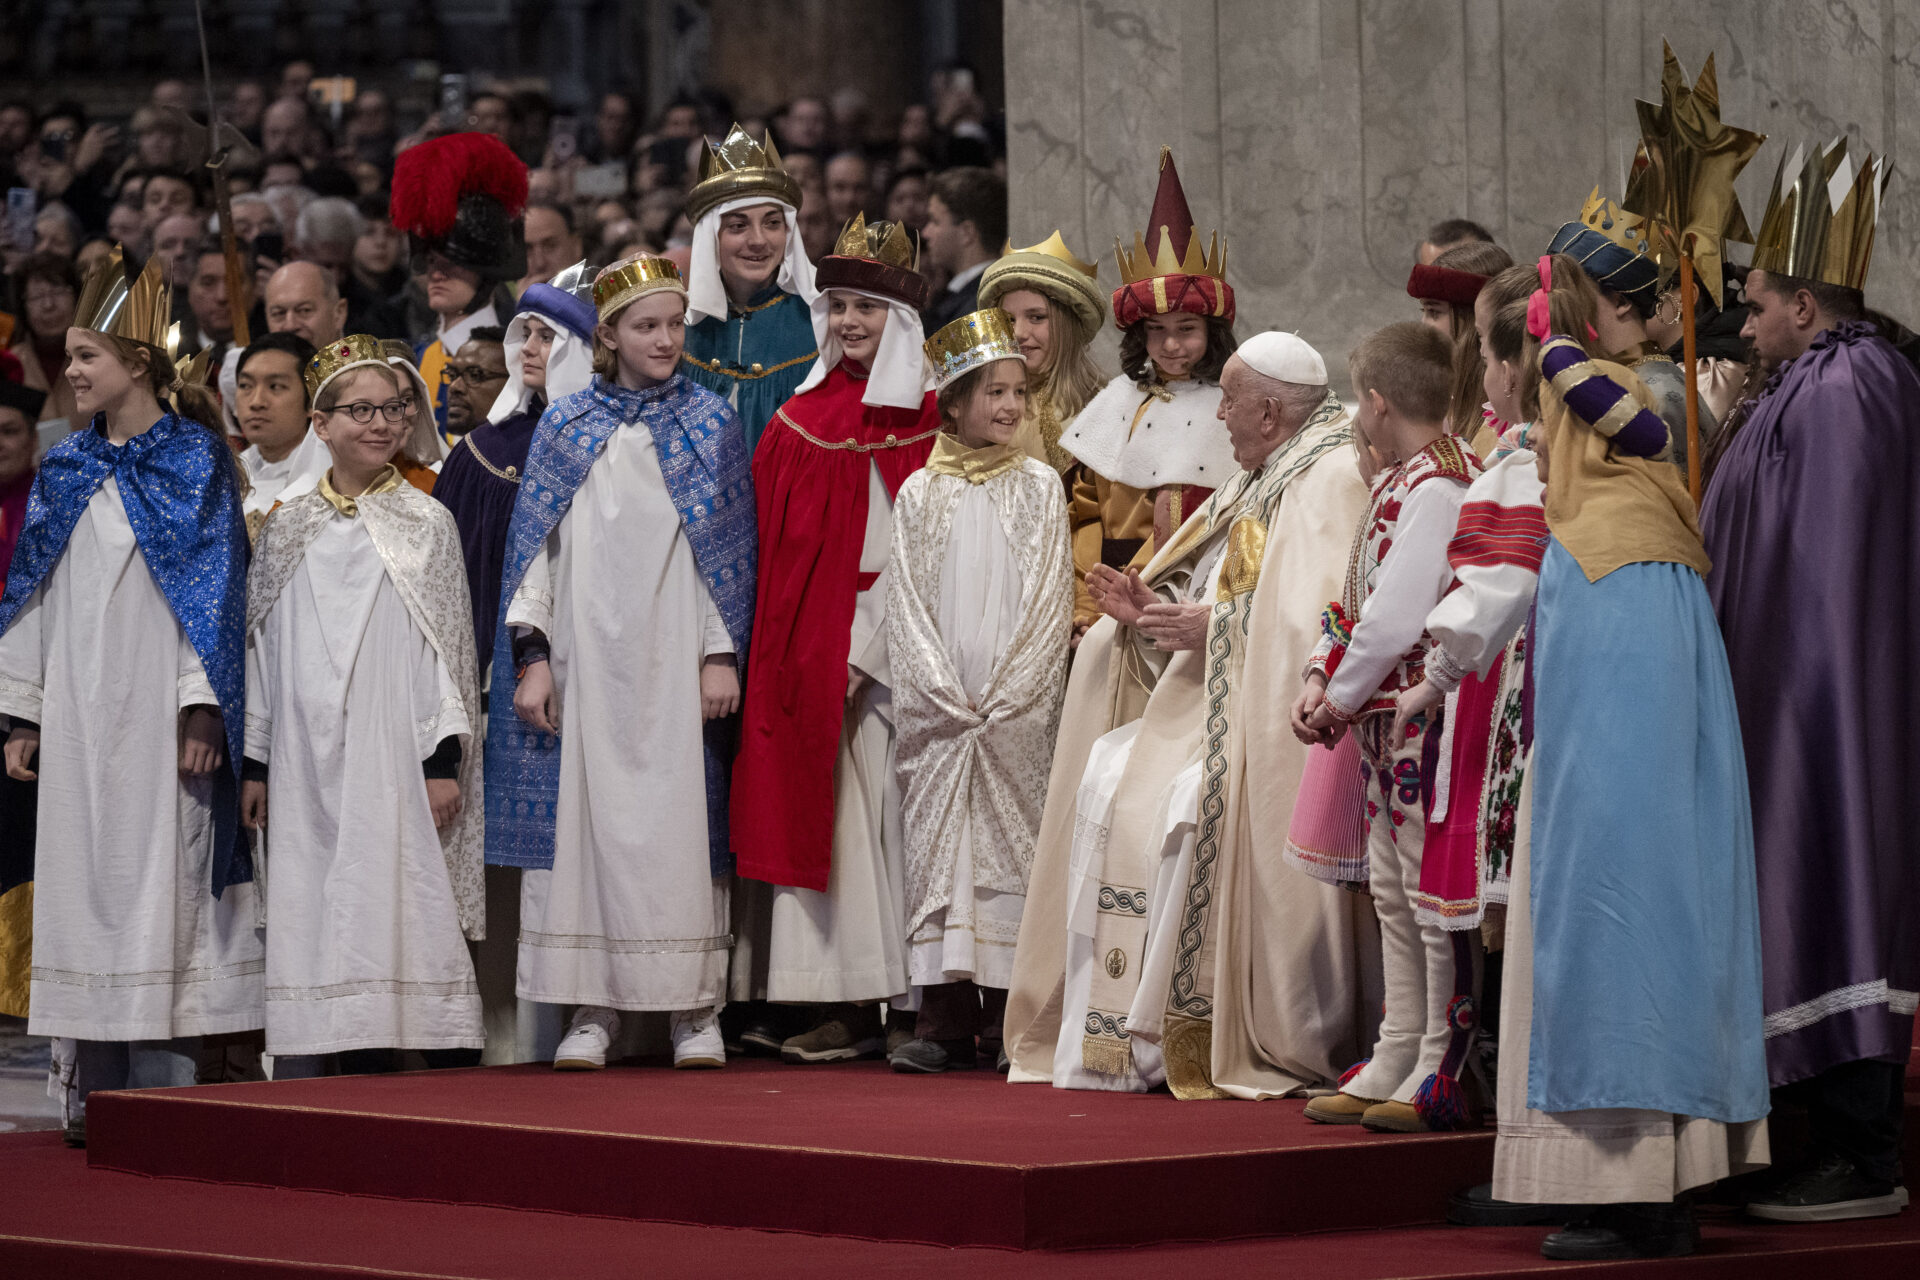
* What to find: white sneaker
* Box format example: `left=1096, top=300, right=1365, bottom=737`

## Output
left=554, top=1006, right=619, bottom=1070
left=670, top=1006, right=725, bottom=1069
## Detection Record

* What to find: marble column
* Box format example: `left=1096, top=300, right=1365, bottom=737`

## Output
left=1005, top=0, right=1919, bottom=386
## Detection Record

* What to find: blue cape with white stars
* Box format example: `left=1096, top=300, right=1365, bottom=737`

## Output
left=0, top=410, right=252, bottom=894
left=484, top=373, right=756, bottom=874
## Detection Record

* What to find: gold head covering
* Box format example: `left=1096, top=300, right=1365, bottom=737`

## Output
left=979, top=230, right=1106, bottom=342
left=306, top=334, right=396, bottom=401
left=592, top=254, right=688, bottom=320
left=924, top=308, right=1023, bottom=390
left=833, top=212, right=916, bottom=269
left=1749, top=137, right=1890, bottom=292
left=686, top=123, right=804, bottom=224
left=75, top=244, right=174, bottom=349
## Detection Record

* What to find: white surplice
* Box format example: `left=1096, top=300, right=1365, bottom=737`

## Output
left=0, top=478, right=263, bottom=1041
left=757, top=460, right=910, bottom=1004
left=240, top=430, right=330, bottom=526
left=245, top=512, right=480, bottom=1054
left=507, top=418, right=731, bottom=1011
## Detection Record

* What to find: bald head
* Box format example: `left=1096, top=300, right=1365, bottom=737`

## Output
left=1217, top=354, right=1327, bottom=470
left=264, top=260, right=346, bottom=347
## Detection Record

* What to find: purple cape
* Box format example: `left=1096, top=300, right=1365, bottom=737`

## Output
left=1700, top=322, right=1920, bottom=1087
left=434, top=407, right=543, bottom=667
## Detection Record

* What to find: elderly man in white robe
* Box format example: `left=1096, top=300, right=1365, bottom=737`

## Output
left=1003, top=332, right=1380, bottom=1099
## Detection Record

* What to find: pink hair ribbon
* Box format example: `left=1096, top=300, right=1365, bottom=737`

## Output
left=1526, top=255, right=1554, bottom=341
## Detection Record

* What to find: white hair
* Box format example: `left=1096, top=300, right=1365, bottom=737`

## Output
left=295, top=196, right=366, bottom=256
left=261, top=185, right=316, bottom=243
left=225, top=191, right=281, bottom=232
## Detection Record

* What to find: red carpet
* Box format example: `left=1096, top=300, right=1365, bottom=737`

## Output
left=85, top=1059, right=1495, bottom=1248
left=6, top=1130, right=1920, bottom=1280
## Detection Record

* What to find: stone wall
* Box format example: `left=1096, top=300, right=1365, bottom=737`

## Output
left=1004, top=0, right=1919, bottom=388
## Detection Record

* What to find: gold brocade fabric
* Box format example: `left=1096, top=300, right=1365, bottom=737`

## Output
left=0, top=882, right=30, bottom=1018
left=1017, top=390, right=1075, bottom=475
left=1541, top=357, right=1709, bottom=583
left=1068, top=468, right=1155, bottom=625
left=317, top=464, right=404, bottom=518
left=924, top=432, right=1026, bottom=485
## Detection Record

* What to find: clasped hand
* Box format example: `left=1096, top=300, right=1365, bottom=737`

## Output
left=1086, top=564, right=1208, bottom=651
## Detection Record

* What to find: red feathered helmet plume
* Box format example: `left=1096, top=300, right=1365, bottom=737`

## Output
left=391, top=132, right=530, bottom=281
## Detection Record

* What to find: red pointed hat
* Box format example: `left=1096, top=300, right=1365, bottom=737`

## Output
left=1111, top=147, right=1233, bottom=329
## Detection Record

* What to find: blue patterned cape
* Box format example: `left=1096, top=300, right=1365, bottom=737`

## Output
left=484, top=374, right=756, bottom=874
left=0, top=411, right=252, bottom=894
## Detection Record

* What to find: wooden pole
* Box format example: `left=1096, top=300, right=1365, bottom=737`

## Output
left=193, top=0, right=250, bottom=347
left=1680, top=251, right=1701, bottom=504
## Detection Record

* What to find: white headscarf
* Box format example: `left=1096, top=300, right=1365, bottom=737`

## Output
left=487, top=313, right=595, bottom=424
left=792, top=287, right=931, bottom=410
left=686, top=195, right=818, bottom=326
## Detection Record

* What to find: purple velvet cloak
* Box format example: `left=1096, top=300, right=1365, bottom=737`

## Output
left=1700, top=322, right=1920, bottom=1087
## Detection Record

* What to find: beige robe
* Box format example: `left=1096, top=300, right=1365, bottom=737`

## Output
left=1005, top=398, right=1380, bottom=1097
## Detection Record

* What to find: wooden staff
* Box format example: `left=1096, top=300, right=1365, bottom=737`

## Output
left=193, top=0, right=250, bottom=347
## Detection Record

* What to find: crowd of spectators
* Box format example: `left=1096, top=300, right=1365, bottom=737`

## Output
left=0, top=58, right=1006, bottom=439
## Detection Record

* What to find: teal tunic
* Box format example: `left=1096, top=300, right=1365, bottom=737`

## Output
left=681, top=284, right=819, bottom=455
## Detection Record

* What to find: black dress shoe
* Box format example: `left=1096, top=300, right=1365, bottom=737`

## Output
left=1541, top=1201, right=1698, bottom=1260
left=1747, top=1151, right=1910, bottom=1222
left=1446, top=1181, right=1577, bottom=1227
left=734, top=1004, right=808, bottom=1057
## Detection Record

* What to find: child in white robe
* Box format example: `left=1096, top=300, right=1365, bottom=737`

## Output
left=242, top=341, right=486, bottom=1075
left=887, top=310, right=1072, bottom=1072
left=0, top=261, right=262, bottom=1140
left=501, top=256, right=753, bottom=1071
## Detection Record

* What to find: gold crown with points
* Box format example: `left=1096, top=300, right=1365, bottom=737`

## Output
left=980, top=230, right=1107, bottom=341
left=1115, top=225, right=1228, bottom=288
left=833, top=212, right=917, bottom=270
left=1576, top=188, right=1652, bottom=257
left=1750, top=137, right=1890, bottom=292
left=1003, top=230, right=1097, bottom=279
left=924, top=307, right=1024, bottom=390
left=1114, top=148, right=1228, bottom=288
left=687, top=122, right=804, bottom=224
left=304, top=334, right=394, bottom=400
left=75, top=244, right=173, bottom=350
left=592, top=254, right=687, bottom=320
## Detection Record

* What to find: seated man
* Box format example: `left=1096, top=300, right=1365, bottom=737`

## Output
left=1003, top=332, right=1379, bottom=1099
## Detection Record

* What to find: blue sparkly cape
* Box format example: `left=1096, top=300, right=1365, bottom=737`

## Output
left=0, top=411, right=252, bottom=894
left=484, top=374, right=756, bottom=874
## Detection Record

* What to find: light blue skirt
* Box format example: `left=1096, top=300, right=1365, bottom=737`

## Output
left=1527, top=539, right=1770, bottom=1123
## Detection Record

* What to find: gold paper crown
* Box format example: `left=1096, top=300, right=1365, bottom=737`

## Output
left=75, top=245, right=173, bottom=349
left=592, top=254, right=687, bottom=320
left=1002, top=230, right=1097, bottom=280
left=305, top=334, right=393, bottom=400
left=924, top=308, right=1024, bottom=390
left=1575, top=188, right=1653, bottom=259
left=687, top=123, right=804, bottom=224
left=833, top=213, right=917, bottom=270
left=979, top=230, right=1107, bottom=341
left=1115, top=148, right=1227, bottom=288
left=1750, top=138, right=1890, bottom=292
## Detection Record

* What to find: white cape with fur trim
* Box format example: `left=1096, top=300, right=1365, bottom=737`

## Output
left=1059, top=376, right=1233, bottom=490
left=687, top=196, right=819, bottom=326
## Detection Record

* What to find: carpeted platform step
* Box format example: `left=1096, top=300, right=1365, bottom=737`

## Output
left=6, top=1131, right=1918, bottom=1280
left=84, top=1060, right=1496, bottom=1249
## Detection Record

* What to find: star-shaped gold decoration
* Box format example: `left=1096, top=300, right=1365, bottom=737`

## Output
left=1621, top=42, right=1766, bottom=307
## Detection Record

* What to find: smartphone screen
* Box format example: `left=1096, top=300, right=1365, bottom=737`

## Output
left=6, top=188, right=37, bottom=254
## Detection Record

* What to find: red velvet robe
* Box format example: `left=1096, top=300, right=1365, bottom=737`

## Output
left=731, top=360, right=937, bottom=890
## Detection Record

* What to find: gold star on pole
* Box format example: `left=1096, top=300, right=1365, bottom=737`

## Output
left=1622, top=42, right=1766, bottom=307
